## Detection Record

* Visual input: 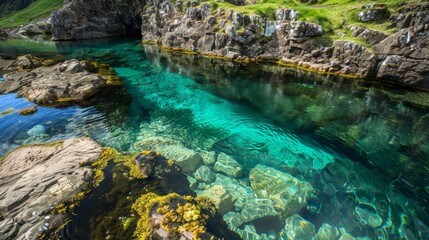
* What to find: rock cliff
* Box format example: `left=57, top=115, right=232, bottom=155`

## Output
left=21, top=1, right=429, bottom=89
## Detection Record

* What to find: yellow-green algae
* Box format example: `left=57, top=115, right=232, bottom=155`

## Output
left=132, top=192, right=216, bottom=240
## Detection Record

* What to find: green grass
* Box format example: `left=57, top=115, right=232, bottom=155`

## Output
left=208, top=0, right=423, bottom=44
left=0, top=0, right=63, bottom=28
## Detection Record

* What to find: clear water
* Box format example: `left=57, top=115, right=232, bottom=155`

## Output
left=1, top=38, right=429, bottom=239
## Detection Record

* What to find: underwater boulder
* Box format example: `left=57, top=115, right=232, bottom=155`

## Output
left=198, top=185, right=234, bottom=214
left=161, top=145, right=203, bottom=174
left=199, top=150, right=217, bottom=166
left=315, top=223, right=340, bottom=240
left=284, top=214, right=316, bottom=240
left=214, top=152, right=243, bottom=178
left=249, top=165, right=313, bottom=217
left=26, top=124, right=46, bottom=136
left=194, top=165, right=216, bottom=183
left=240, top=197, right=279, bottom=223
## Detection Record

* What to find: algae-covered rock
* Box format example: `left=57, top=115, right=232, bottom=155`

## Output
left=132, top=192, right=216, bottom=239
left=284, top=214, right=316, bottom=240
left=315, top=223, right=340, bottom=240
left=249, top=165, right=313, bottom=216
left=214, top=152, right=243, bottom=178
left=194, top=165, right=216, bottom=183
left=16, top=106, right=38, bottom=116
left=240, top=197, right=279, bottom=224
left=161, top=145, right=202, bottom=173
left=198, top=185, right=234, bottom=214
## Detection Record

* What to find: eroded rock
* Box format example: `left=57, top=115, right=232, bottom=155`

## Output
left=0, top=138, right=102, bottom=240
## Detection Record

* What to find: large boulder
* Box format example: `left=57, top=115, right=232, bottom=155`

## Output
left=283, top=214, right=316, bottom=240
left=0, top=138, right=102, bottom=240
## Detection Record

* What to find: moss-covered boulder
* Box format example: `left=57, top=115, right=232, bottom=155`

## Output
left=132, top=192, right=216, bottom=239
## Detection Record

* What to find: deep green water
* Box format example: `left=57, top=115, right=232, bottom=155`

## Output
left=1, top=38, right=429, bottom=239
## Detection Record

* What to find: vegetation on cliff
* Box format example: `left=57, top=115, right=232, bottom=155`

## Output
left=0, top=0, right=62, bottom=28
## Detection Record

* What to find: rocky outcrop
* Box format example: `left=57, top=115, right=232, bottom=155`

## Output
left=0, top=138, right=102, bottom=240
left=51, top=0, right=144, bottom=40
left=20, top=0, right=428, bottom=88
left=0, top=55, right=121, bottom=105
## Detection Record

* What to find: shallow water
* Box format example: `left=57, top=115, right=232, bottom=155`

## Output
left=1, top=38, right=429, bottom=239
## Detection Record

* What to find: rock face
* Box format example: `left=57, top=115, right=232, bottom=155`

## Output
left=0, top=55, right=120, bottom=105
left=0, top=138, right=102, bottom=240
left=51, top=0, right=144, bottom=40
left=46, top=0, right=429, bottom=89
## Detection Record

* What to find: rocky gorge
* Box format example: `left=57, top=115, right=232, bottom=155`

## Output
left=44, top=0, right=429, bottom=89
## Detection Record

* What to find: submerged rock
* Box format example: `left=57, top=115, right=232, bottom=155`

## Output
left=240, top=197, right=279, bottom=224
left=198, top=185, right=234, bottom=214
left=249, top=165, right=313, bottom=217
left=26, top=124, right=45, bottom=136
left=194, top=165, right=216, bottom=183
left=315, top=223, right=340, bottom=240
left=214, top=152, right=243, bottom=178
left=284, top=214, right=316, bottom=240
left=161, top=145, right=202, bottom=174
left=0, top=138, right=102, bottom=239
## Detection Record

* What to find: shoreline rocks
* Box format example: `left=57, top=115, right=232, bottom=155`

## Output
left=0, top=55, right=123, bottom=106
left=0, top=138, right=102, bottom=240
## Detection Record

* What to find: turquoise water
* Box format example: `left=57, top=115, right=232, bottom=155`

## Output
left=1, top=38, right=429, bottom=239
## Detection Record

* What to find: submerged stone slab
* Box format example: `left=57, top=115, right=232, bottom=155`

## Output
left=249, top=165, right=313, bottom=216
left=315, top=223, right=340, bottom=240
left=284, top=214, right=316, bottom=240
left=194, top=165, right=216, bottom=183
left=214, top=152, right=243, bottom=178
left=199, top=150, right=216, bottom=166
left=198, top=185, right=234, bottom=214
left=240, top=197, right=279, bottom=223
left=161, top=145, right=202, bottom=174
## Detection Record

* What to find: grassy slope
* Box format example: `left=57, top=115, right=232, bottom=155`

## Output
left=0, top=0, right=63, bottom=28
left=210, top=0, right=424, bottom=47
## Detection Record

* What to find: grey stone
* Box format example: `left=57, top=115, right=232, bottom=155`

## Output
left=315, top=223, right=340, bottom=240
left=194, top=165, right=216, bottom=183
left=284, top=214, right=316, bottom=240
left=214, top=152, right=243, bottom=178
left=0, top=138, right=102, bottom=240
left=161, top=145, right=202, bottom=173
left=198, top=185, right=234, bottom=214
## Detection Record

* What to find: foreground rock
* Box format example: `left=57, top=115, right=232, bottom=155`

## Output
left=0, top=55, right=121, bottom=105
left=132, top=192, right=216, bottom=239
left=0, top=138, right=102, bottom=240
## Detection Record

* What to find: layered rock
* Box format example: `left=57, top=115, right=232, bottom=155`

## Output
left=0, top=138, right=102, bottom=240
left=0, top=55, right=121, bottom=105
left=43, top=0, right=429, bottom=89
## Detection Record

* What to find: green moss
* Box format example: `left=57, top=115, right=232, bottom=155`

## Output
left=0, top=0, right=63, bottom=28
left=132, top=193, right=215, bottom=240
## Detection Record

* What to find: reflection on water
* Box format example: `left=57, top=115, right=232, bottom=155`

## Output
left=0, top=38, right=428, bottom=239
